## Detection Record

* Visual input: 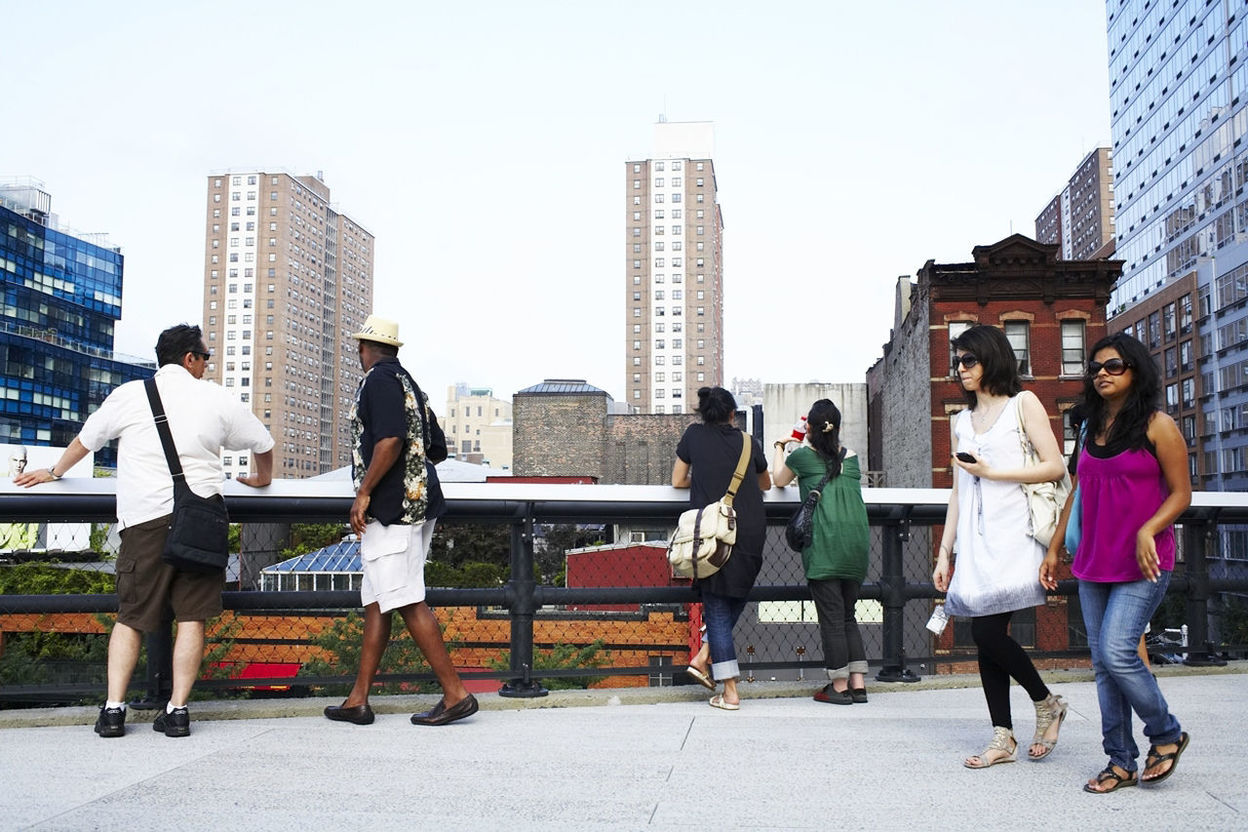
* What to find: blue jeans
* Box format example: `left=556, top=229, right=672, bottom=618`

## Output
left=702, top=591, right=748, bottom=681
left=1079, top=574, right=1182, bottom=771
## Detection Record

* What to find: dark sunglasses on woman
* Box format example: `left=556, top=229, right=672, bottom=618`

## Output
left=952, top=354, right=979, bottom=370
left=1087, top=358, right=1129, bottom=376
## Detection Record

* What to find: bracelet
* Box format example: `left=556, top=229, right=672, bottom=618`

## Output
left=47, top=466, right=62, bottom=480
left=773, top=441, right=787, bottom=451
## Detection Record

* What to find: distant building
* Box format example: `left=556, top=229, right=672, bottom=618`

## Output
left=512, top=378, right=696, bottom=484
left=1035, top=147, right=1115, bottom=261
left=0, top=179, right=154, bottom=467
left=444, top=383, right=513, bottom=470
left=200, top=171, right=373, bottom=478
left=763, top=382, right=869, bottom=479
left=624, top=121, right=725, bottom=414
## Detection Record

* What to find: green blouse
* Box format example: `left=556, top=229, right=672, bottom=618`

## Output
left=785, top=446, right=870, bottom=583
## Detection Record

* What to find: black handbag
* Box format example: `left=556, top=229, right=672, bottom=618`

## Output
left=783, top=449, right=843, bottom=553
left=144, top=379, right=230, bottom=573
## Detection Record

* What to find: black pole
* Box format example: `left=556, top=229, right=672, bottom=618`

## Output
left=130, top=618, right=173, bottom=709
left=499, top=502, right=547, bottom=697
left=876, top=508, right=920, bottom=682
left=1183, top=515, right=1226, bottom=666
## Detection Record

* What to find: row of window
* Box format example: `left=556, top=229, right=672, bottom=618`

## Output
left=948, top=320, right=1087, bottom=377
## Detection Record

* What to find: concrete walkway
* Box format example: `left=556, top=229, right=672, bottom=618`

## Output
left=1, top=665, right=1244, bottom=831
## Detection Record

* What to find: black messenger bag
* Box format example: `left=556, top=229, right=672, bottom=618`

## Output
left=144, top=379, right=230, bottom=573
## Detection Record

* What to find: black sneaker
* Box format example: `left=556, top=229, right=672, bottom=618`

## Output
left=94, top=706, right=126, bottom=738
left=153, top=706, right=190, bottom=737
left=813, top=683, right=854, bottom=705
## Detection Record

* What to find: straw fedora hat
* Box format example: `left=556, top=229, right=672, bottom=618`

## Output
left=352, top=315, right=403, bottom=348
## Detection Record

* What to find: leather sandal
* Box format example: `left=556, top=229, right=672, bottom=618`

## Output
left=1029, top=694, right=1068, bottom=760
left=964, top=726, right=1016, bottom=768
left=1083, top=764, right=1137, bottom=793
left=1141, top=731, right=1190, bottom=784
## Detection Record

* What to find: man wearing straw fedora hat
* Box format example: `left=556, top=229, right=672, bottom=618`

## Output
left=323, top=315, right=478, bottom=727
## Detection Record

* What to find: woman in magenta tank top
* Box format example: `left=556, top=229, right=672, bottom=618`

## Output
left=1045, top=333, right=1191, bottom=794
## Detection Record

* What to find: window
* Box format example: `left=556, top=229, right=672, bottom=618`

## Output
left=1004, top=321, right=1031, bottom=375
left=633, top=179, right=641, bottom=189
left=1166, top=383, right=1179, bottom=412
left=1060, top=320, right=1085, bottom=376
left=1165, top=347, right=1178, bottom=377
left=1163, top=303, right=1176, bottom=341
left=1180, top=294, right=1193, bottom=333
left=1148, top=312, right=1161, bottom=348
left=655, top=194, right=664, bottom=203
left=655, top=178, right=664, bottom=187
left=1180, top=340, right=1193, bottom=371
left=1181, top=378, right=1195, bottom=408
left=696, top=178, right=704, bottom=187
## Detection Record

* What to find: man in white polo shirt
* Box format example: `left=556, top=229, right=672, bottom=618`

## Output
left=17, top=324, right=275, bottom=738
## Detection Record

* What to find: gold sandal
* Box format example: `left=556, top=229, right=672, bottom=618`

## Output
left=964, top=726, right=1016, bottom=768
left=1029, top=694, right=1068, bottom=760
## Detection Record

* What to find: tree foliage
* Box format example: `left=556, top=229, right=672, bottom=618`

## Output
left=488, top=639, right=610, bottom=690
left=0, top=563, right=115, bottom=595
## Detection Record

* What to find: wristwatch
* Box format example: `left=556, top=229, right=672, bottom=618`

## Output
left=47, top=466, right=62, bottom=480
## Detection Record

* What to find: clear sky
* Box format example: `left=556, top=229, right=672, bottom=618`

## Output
left=6, top=0, right=1112, bottom=406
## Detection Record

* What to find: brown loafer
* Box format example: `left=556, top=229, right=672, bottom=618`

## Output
left=324, top=703, right=374, bottom=725
left=410, top=693, right=479, bottom=726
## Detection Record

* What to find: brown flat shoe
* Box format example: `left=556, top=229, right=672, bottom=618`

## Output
left=324, top=703, right=375, bottom=725
left=411, top=693, right=479, bottom=726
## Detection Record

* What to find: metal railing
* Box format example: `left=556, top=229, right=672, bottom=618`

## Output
left=2, top=479, right=1247, bottom=704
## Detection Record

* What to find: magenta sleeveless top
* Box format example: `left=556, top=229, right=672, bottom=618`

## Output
left=1071, top=439, right=1175, bottom=583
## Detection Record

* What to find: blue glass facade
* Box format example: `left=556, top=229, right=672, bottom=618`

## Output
left=1109, top=1, right=1248, bottom=512
left=1, top=202, right=153, bottom=468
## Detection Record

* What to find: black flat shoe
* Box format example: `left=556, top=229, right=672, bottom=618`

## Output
left=411, top=693, right=479, bottom=726
left=813, top=683, right=853, bottom=705
left=324, top=703, right=375, bottom=725
left=850, top=688, right=868, bottom=704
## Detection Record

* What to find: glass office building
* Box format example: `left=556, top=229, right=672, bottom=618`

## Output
left=1, top=183, right=153, bottom=468
left=1108, top=1, right=1248, bottom=501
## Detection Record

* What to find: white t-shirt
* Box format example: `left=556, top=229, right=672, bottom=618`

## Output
left=78, top=364, right=275, bottom=529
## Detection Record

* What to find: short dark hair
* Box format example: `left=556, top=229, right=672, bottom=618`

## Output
left=951, top=324, right=1023, bottom=408
left=1079, top=332, right=1160, bottom=449
left=155, top=324, right=204, bottom=367
left=359, top=339, right=398, bottom=358
left=695, top=386, right=737, bottom=424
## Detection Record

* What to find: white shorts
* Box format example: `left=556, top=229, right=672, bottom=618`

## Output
left=359, top=519, right=436, bottom=613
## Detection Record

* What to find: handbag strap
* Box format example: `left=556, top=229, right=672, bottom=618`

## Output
left=721, top=432, right=753, bottom=509
left=144, top=378, right=188, bottom=490
left=810, top=448, right=845, bottom=498
left=1014, top=395, right=1037, bottom=464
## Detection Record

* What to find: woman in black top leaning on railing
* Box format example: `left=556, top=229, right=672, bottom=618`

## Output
left=672, top=386, right=770, bottom=710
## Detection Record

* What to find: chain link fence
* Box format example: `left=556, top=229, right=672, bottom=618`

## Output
left=2, top=485, right=1247, bottom=707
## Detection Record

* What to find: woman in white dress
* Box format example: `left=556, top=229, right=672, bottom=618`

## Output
left=932, top=324, right=1070, bottom=768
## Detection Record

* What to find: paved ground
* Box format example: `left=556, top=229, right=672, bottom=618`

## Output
left=1, top=665, right=1244, bottom=831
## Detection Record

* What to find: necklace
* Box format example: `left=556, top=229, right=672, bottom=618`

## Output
left=972, top=397, right=1007, bottom=431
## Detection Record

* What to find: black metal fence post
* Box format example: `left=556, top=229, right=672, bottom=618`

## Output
left=131, top=620, right=173, bottom=709
left=1183, top=515, right=1227, bottom=666
left=499, top=502, right=547, bottom=697
left=876, top=507, right=920, bottom=682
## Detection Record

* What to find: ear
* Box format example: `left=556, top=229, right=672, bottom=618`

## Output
left=181, top=352, right=197, bottom=372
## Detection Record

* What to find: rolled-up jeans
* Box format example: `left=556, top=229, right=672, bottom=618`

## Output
left=702, top=590, right=748, bottom=681
left=1079, top=572, right=1182, bottom=772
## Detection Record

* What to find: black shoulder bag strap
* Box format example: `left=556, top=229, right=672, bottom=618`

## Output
left=144, top=378, right=188, bottom=495
left=810, top=447, right=847, bottom=500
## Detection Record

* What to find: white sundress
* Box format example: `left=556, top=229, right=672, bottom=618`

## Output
left=944, top=394, right=1046, bottom=618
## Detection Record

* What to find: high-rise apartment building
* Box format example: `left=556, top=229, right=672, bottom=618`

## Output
left=624, top=121, right=724, bottom=414
left=1106, top=3, right=1248, bottom=507
left=1035, top=147, right=1116, bottom=260
left=201, top=171, right=373, bottom=478
left=0, top=179, right=153, bottom=467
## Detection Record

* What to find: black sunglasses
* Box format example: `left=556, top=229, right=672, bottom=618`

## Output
left=952, top=353, right=979, bottom=370
left=192, top=350, right=211, bottom=361
left=1087, top=358, right=1129, bottom=376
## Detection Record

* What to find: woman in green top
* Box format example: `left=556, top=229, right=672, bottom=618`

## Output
left=772, top=399, right=871, bottom=705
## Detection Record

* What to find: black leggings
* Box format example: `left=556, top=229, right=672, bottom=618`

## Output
left=972, top=611, right=1050, bottom=730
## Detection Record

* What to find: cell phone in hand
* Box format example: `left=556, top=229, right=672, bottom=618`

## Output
left=956, top=452, right=977, bottom=463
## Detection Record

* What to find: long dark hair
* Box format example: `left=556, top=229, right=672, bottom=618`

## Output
left=951, top=324, right=1023, bottom=409
left=806, top=399, right=843, bottom=478
left=695, top=386, right=736, bottom=425
left=1079, top=332, right=1159, bottom=449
